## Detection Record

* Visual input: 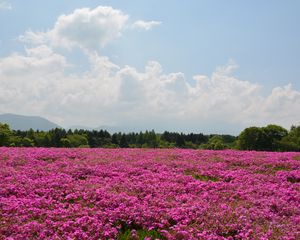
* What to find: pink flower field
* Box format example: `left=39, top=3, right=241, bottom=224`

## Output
left=0, top=148, right=300, bottom=240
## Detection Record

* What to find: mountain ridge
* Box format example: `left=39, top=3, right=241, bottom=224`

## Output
left=0, top=113, right=121, bottom=133
left=68, top=125, right=121, bottom=133
left=0, top=113, right=61, bottom=131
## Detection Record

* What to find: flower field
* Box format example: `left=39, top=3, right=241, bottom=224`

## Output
left=0, top=148, right=300, bottom=239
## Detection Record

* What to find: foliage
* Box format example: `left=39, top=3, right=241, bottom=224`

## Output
left=279, top=125, right=300, bottom=151
left=238, top=126, right=266, bottom=150
left=117, top=222, right=165, bottom=240
left=263, top=124, right=288, bottom=151
left=237, top=124, right=292, bottom=151
left=21, top=137, right=34, bottom=147
left=0, top=123, right=12, bottom=146
left=119, top=134, right=129, bottom=148
left=60, top=138, right=71, bottom=147
left=206, top=135, right=226, bottom=150
left=66, top=134, right=89, bottom=148
left=1, top=122, right=299, bottom=151
left=9, top=136, right=22, bottom=147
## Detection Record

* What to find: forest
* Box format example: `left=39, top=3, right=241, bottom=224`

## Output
left=0, top=123, right=300, bottom=151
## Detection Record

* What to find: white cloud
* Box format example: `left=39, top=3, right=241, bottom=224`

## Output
left=0, top=46, right=120, bottom=125
left=1, top=44, right=300, bottom=133
left=2, top=6, right=300, bottom=133
left=20, top=6, right=129, bottom=50
left=20, top=6, right=162, bottom=51
left=0, top=1, right=12, bottom=10
left=132, top=20, right=161, bottom=31
left=19, top=30, right=49, bottom=46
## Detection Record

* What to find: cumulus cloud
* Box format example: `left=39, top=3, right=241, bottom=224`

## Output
left=20, top=6, right=129, bottom=50
left=0, top=1, right=12, bottom=10
left=132, top=20, right=161, bottom=31
left=19, top=30, right=49, bottom=46
left=0, top=46, right=120, bottom=125
left=1, top=44, right=300, bottom=133
left=19, top=6, right=161, bottom=51
left=2, top=6, right=300, bottom=133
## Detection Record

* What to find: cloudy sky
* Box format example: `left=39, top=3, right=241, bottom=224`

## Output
left=0, top=0, right=300, bottom=134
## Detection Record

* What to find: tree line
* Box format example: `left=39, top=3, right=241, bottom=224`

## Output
left=0, top=122, right=299, bottom=151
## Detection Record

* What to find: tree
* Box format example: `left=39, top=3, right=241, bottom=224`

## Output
left=175, top=134, right=185, bottom=147
left=21, top=137, right=34, bottom=147
left=238, top=125, right=289, bottom=151
left=0, top=123, right=12, bottom=146
left=67, top=134, right=89, bottom=148
left=206, top=135, right=226, bottom=150
left=48, top=128, right=67, bottom=147
left=9, top=136, right=22, bottom=147
left=144, top=130, right=159, bottom=148
left=60, top=138, right=72, bottom=148
left=136, top=132, right=145, bottom=147
left=262, top=125, right=288, bottom=151
left=161, top=131, right=172, bottom=142
left=119, top=134, right=129, bottom=148
left=279, top=125, right=300, bottom=151
left=237, top=127, right=265, bottom=150
left=26, top=128, right=35, bottom=140
left=33, top=131, right=47, bottom=147
left=111, top=133, right=119, bottom=145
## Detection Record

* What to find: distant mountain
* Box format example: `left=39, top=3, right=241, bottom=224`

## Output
left=0, top=113, right=61, bottom=131
left=68, top=125, right=95, bottom=131
left=94, top=125, right=122, bottom=133
left=68, top=125, right=121, bottom=133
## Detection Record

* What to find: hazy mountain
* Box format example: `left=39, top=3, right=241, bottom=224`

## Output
left=68, top=125, right=121, bottom=133
left=68, top=125, right=95, bottom=131
left=0, top=113, right=61, bottom=131
left=94, top=125, right=122, bottom=133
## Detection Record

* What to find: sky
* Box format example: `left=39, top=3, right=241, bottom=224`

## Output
left=0, top=0, right=300, bottom=134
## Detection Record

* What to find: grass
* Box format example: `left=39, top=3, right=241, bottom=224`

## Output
left=209, top=156, right=224, bottom=162
left=184, top=169, right=220, bottom=182
left=272, top=165, right=291, bottom=171
left=117, top=229, right=165, bottom=240
left=287, top=176, right=300, bottom=183
left=192, top=174, right=219, bottom=182
left=255, top=164, right=292, bottom=175
left=116, top=221, right=166, bottom=240
left=292, top=155, right=300, bottom=161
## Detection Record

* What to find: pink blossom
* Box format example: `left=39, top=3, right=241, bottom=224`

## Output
left=0, top=147, right=299, bottom=239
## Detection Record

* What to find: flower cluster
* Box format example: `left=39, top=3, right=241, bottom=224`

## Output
left=0, top=148, right=300, bottom=239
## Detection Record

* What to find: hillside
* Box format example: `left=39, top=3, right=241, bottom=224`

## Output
left=0, top=113, right=61, bottom=131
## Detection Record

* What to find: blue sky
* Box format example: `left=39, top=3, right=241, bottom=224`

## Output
left=0, top=0, right=300, bottom=133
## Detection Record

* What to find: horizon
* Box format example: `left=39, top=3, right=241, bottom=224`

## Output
left=0, top=112, right=297, bottom=137
left=1, top=1, right=300, bottom=134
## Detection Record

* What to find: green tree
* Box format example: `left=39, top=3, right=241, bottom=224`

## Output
left=111, top=133, right=119, bottom=145
left=9, top=136, right=22, bottom=147
left=60, top=138, right=72, bottom=147
left=48, top=128, right=67, bottom=147
left=26, top=128, right=35, bottom=140
left=262, top=124, right=288, bottom=151
left=144, top=130, right=159, bottom=148
left=119, top=134, right=129, bottom=148
left=136, top=132, right=145, bottom=147
left=21, top=137, right=34, bottom=147
left=237, top=126, right=265, bottom=150
left=33, top=131, right=47, bottom=147
left=206, top=135, right=226, bottom=150
left=238, top=125, right=289, bottom=151
left=0, top=123, right=12, bottom=146
left=175, top=134, right=185, bottom=147
left=279, top=125, right=300, bottom=151
left=67, top=134, right=89, bottom=148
